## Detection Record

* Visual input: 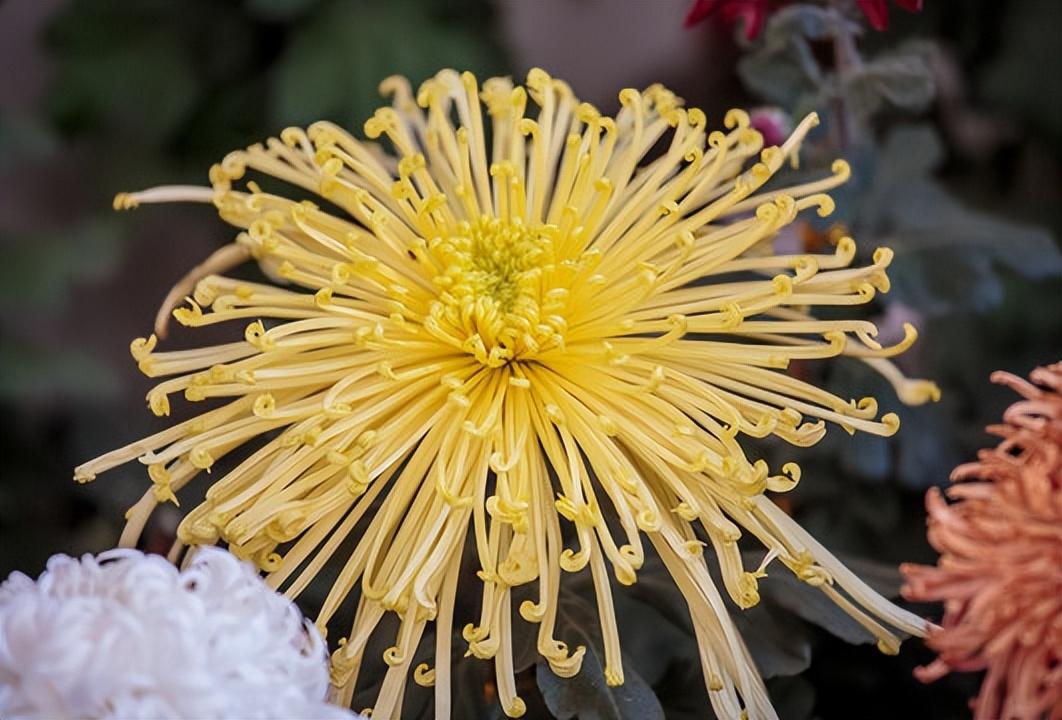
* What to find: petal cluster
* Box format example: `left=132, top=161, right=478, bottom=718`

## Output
left=903, top=363, right=1062, bottom=720
left=856, top=0, right=924, bottom=31
left=683, top=0, right=924, bottom=36
left=0, top=548, right=356, bottom=720
left=683, top=0, right=777, bottom=38
left=77, top=69, right=937, bottom=719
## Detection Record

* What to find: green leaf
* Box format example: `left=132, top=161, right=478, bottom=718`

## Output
left=623, top=553, right=814, bottom=682
left=536, top=583, right=665, bottom=720
left=739, top=5, right=874, bottom=112
left=729, top=599, right=813, bottom=679
left=738, top=48, right=819, bottom=110
left=855, top=125, right=1062, bottom=314
left=869, top=124, right=944, bottom=183
left=738, top=5, right=850, bottom=110
left=750, top=552, right=906, bottom=646
left=888, top=247, right=1002, bottom=314
left=758, top=4, right=858, bottom=47
left=835, top=555, right=905, bottom=597
left=843, top=51, right=935, bottom=117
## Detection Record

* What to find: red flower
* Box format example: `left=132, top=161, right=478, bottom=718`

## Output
left=748, top=106, right=792, bottom=147
left=902, top=363, right=1062, bottom=720
left=683, top=0, right=774, bottom=40
left=685, top=0, right=924, bottom=36
left=856, top=0, right=924, bottom=31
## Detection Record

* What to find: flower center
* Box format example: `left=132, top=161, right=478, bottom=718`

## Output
left=444, top=217, right=545, bottom=312
left=424, top=216, right=570, bottom=366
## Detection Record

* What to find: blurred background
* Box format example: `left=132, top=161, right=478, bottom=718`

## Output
left=1, top=0, right=1060, bottom=718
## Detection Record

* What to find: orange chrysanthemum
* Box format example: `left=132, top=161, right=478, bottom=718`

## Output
left=903, top=363, right=1062, bottom=720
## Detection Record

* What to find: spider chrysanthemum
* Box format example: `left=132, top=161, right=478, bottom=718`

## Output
left=903, top=363, right=1062, bottom=720
left=77, top=69, right=940, bottom=719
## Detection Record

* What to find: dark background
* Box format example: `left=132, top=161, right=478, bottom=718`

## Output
left=1, top=1, right=1060, bottom=718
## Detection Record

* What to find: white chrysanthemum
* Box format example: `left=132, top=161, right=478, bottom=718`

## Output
left=0, top=547, right=360, bottom=720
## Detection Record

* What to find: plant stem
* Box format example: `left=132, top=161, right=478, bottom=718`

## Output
left=829, top=2, right=864, bottom=151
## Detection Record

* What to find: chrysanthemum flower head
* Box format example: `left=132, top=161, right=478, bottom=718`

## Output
left=0, top=547, right=358, bottom=720
left=903, top=363, right=1062, bottom=720
left=77, top=68, right=939, bottom=719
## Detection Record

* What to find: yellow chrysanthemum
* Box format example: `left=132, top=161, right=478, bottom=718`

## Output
left=77, top=69, right=940, bottom=719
